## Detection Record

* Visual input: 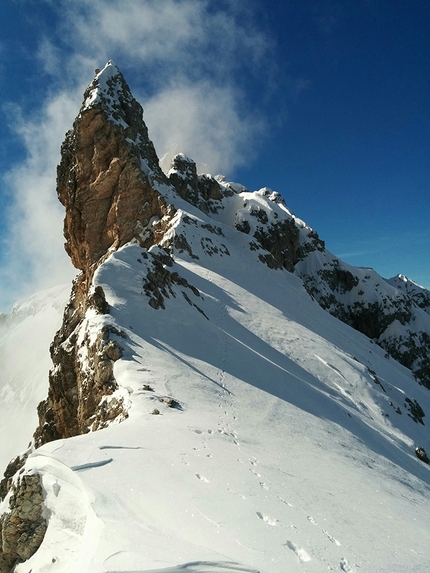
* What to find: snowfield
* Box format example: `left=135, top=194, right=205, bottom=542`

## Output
left=2, top=232, right=429, bottom=573
left=0, top=286, right=69, bottom=471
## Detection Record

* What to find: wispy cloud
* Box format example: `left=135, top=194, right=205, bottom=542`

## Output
left=1, top=92, right=80, bottom=310
left=0, top=0, right=278, bottom=310
left=144, top=79, right=264, bottom=174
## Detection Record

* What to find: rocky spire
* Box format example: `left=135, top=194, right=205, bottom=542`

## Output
left=33, top=63, right=176, bottom=448
left=57, top=61, right=170, bottom=274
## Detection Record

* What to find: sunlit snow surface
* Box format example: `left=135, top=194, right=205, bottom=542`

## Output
left=0, top=285, right=69, bottom=469
left=3, top=226, right=429, bottom=573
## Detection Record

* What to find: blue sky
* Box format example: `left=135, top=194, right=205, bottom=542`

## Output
left=0, top=0, right=429, bottom=311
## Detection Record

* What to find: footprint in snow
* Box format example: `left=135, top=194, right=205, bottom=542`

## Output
left=256, top=512, right=278, bottom=526
left=278, top=496, right=293, bottom=507
left=285, top=540, right=312, bottom=562
left=52, top=482, right=61, bottom=497
left=323, top=529, right=341, bottom=546
left=195, top=473, right=209, bottom=483
left=259, top=481, right=269, bottom=490
left=307, top=515, right=317, bottom=525
left=340, top=557, right=354, bottom=572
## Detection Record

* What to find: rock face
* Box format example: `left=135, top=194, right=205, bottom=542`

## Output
left=167, top=153, right=232, bottom=214
left=33, top=284, right=127, bottom=447
left=295, top=251, right=430, bottom=388
left=57, top=61, right=171, bottom=274
left=245, top=189, right=300, bottom=272
left=35, top=62, right=175, bottom=447
left=0, top=472, right=46, bottom=572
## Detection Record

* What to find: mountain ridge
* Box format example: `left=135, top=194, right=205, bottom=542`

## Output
left=0, top=61, right=429, bottom=573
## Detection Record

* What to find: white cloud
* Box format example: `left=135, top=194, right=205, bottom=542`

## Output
left=0, top=93, right=79, bottom=311
left=56, top=0, right=273, bottom=83
left=1, top=0, right=275, bottom=310
left=144, top=79, right=264, bottom=175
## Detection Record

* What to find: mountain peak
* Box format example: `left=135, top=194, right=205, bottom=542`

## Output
left=82, top=60, right=135, bottom=128
left=58, top=61, right=169, bottom=274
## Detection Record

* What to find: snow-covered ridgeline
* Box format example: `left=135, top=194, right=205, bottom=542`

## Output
left=1, top=61, right=429, bottom=573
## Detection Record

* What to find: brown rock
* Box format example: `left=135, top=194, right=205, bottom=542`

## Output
left=57, top=62, right=172, bottom=274
left=33, top=63, right=180, bottom=447
left=0, top=472, right=47, bottom=571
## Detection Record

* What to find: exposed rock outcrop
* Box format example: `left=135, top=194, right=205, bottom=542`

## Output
left=33, top=281, right=127, bottom=447
left=230, top=188, right=300, bottom=271
left=35, top=62, right=176, bottom=446
left=0, top=473, right=46, bottom=572
left=57, top=61, right=172, bottom=275
left=141, top=246, right=207, bottom=317
left=0, top=456, right=27, bottom=503
left=168, top=153, right=232, bottom=214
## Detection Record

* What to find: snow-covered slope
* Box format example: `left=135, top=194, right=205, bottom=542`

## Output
left=166, top=158, right=430, bottom=389
left=0, top=286, right=69, bottom=471
left=294, top=244, right=430, bottom=388
left=3, top=221, right=430, bottom=573
left=1, top=62, right=429, bottom=573
left=193, top=178, right=430, bottom=390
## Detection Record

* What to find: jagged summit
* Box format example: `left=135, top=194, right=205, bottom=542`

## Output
left=387, top=273, right=430, bottom=297
left=81, top=61, right=151, bottom=139
left=82, top=61, right=130, bottom=124
left=57, top=61, right=169, bottom=273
